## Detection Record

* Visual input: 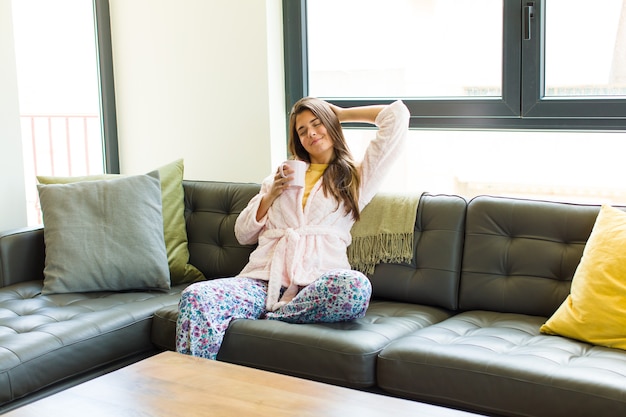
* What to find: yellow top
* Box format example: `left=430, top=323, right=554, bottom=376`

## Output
left=303, top=163, right=328, bottom=207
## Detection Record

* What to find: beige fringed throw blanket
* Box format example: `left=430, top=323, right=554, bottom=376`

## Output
left=348, top=192, right=423, bottom=275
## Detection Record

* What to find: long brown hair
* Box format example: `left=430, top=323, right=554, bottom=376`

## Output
left=288, top=97, right=361, bottom=221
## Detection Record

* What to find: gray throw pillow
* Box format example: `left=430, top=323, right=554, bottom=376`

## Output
left=38, top=171, right=170, bottom=294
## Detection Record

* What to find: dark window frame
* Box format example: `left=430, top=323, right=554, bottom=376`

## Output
left=283, top=0, right=626, bottom=130
left=94, top=0, right=120, bottom=173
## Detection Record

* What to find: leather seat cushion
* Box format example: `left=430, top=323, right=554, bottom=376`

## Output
left=152, top=300, right=452, bottom=388
left=378, top=310, right=626, bottom=417
left=0, top=281, right=184, bottom=404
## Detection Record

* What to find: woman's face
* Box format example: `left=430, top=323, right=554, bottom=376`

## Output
left=295, top=109, right=334, bottom=164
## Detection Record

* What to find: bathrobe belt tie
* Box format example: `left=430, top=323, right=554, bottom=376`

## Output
left=264, top=226, right=348, bottom=311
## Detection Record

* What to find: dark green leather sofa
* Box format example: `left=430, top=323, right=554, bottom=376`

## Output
left=2, top=180, right=626, bottom=416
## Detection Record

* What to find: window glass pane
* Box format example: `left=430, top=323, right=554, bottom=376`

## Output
left=12, top=0, right=104, bottom=225
left=545, top=0, right=626, bottom=97
left=307, top=0, right=503, bottom=98
left=346, top=129, right=626, bottom=205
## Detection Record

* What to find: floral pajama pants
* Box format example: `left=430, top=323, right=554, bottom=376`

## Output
left=175, top=269, right=372, bottom=360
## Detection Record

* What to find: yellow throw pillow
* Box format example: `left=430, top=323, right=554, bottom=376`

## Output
left=540, top=204, right=626, bottom=349
left=37, top=159, right=205, bottom=285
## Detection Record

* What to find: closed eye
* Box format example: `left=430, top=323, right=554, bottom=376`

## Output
left=296, top=116, right=320, bottom=137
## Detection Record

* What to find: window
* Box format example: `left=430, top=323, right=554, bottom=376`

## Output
left=283, top=0, right=626, bottom=204
left=11, top=0, right=118, bottom=225
left=284, top=0, right=626, bottom=129
left=307, top=0, right=503, bottom=99
left=521, top=0, right=626, bottom=124
left=544, top=1, right=626, bottom=98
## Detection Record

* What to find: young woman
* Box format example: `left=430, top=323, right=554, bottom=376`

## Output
left=176, top=98, right=410, bottom=359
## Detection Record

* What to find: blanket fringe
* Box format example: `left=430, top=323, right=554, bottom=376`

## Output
left=348, top=232, right=414, bottom=275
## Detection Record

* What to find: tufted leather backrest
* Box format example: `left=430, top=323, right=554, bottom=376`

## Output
left=369, top=194, right=467, bottom=311
left=182, top=184, right=468, bottom=311
left=459, top=195, right=601, bottom=317
left=183, top=180, right=260, bottom=280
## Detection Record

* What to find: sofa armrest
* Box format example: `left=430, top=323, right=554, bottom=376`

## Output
left=0, top=226, right=45, bottom=287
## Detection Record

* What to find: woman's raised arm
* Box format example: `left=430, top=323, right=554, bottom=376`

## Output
left=329, top=103, right=386, bottom=125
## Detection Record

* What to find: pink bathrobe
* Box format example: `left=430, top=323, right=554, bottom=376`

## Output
left=234, top=100, right=410, bottom=311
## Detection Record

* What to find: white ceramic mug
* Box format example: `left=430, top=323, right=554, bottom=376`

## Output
left=279, top=160, right=306, bottom=188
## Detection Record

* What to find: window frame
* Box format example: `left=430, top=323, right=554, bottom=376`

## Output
left=94, top=0, right=120, bottom=173
left=283, top=0, right=626, bottom=130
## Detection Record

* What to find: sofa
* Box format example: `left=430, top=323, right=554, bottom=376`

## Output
left=2, top=179, right=626, bottom=416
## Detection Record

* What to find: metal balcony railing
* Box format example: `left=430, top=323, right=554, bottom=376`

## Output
left=20, top=114, right=104, bottom=225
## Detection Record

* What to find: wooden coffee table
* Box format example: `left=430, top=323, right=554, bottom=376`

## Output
left=5, top=351, right=481, bottom=416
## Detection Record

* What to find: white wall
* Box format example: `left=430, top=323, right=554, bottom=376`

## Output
left=0, top=0, right=27, bottom=230
left=109, top=0, right=286, bottom=181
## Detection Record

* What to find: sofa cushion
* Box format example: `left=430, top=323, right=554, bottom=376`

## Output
left=541, top=205, right=626, bottom=349
left=151, top=303, right=180, bottom=351
left=183, top=180, right=261, bottom=279
left=38, top=172, right=170, bottom=294
left=152, top=300, right=452, bottom=388
left=0, top=280, right=185, bottom=406
left=219, top=301, right=451, bottom=388
left=460, top=196, right=600, bottom=317
left=38, top=159, right=205, bottom=285
left=369, top=194, right=466, bottom=311
left=378, top=310, right=626, bottom=417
